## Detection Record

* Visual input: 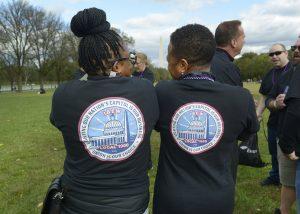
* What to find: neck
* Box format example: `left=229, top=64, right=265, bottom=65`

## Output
left=187, top=65, right=210, bottom=73
left=218, top=46, right=236, bottom=58
left=278, top=60, right=289, bottom=68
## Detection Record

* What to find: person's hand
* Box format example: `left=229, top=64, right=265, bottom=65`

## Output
left=275, top=94, right=286, bottom=109
left=287, top=151, right=299, bottom=161
left=254, top=99, right=258, bottom=108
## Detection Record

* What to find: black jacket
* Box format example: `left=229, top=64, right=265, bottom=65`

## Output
left=211, top=48, right=243, bottom=87
left=132, top=67, right=154, bottom=83
left=259, top=67, right=282, bottom=128
left=278, top=65, right=300, bottom=156
left=265, top=62, right=294, bottom=135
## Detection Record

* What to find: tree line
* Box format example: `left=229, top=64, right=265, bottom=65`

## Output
left=0, top=0, right=283, bottom=92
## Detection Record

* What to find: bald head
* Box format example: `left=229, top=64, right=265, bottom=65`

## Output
left=268, top=44, right=289, bottom=68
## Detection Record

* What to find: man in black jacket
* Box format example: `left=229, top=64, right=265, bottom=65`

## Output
left=266, top=41, right=298, bottom=214
left=278, top=64, right=300, bottom=214
left=277, top=37, right=300, bottom=214
left=211, top=20, right=245, bottom=87
left=256, top=44, right=290, bottom=187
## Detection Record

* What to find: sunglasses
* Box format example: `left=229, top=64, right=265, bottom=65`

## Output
left=268, top=51, right=284, bottom=57
left=291, top=45, right=300, bottom=51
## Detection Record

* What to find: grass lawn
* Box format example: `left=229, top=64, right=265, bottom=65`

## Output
left=0, top=83, right=295, bottom=213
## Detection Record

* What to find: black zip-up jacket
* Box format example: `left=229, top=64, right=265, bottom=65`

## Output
left=278, top=65, right=300, bottom=156
left=211, top=48, right=243, bottom=87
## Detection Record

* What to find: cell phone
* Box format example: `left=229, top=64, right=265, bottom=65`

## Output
left=283, top=86, right=289, bottom=94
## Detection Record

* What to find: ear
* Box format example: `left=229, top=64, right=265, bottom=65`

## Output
left=231, top=38, right=237, bottom=48
left=176, top=59, right=189, bottom=74
left=112, top=61, right=121, bottom=74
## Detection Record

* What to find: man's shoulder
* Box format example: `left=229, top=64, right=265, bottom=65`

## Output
left=216, top=82, right=250, bottom=97
left=129, top=76, right=155, bottom=90
left=212, top=53, right=236, bottom=70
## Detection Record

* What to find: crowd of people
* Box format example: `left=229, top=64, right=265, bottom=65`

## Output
left=45, top=7, right=300, bottom=214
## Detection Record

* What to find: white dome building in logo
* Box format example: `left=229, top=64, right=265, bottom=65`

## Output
left=79, top=98, right=145, bottom=161
left=89, top=111, right=131, bottom=148
left=178, top=113, right=209, bottom=142
left=171, top=102, right=224, bottom=154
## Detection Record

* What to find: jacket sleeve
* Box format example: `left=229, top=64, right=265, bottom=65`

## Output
left=238, top=92, right=259, bottom=141
left=278, top=98, right=300, bottom=154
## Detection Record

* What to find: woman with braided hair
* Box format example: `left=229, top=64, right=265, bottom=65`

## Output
left=49, top=8, right=158, bottom=214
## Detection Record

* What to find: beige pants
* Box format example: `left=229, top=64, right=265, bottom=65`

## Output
left=277, top=143, right=296, bottom=187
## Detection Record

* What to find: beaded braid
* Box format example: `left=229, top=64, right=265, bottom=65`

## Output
left=71, top=8, right=124, bottom=76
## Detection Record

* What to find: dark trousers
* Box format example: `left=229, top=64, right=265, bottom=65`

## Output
left=267, top=126, right=279, bottom=182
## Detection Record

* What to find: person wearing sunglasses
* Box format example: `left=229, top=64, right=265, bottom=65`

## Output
left=291, top=36, right=300, bottom=65
left=264, top=43, right=296, bottom=214
left=275, top=36, right=300, bottom=214
left=278, top=64, right=300, bottom=214
left=257, top=44, right=290, bottom=189
left=277, top=65, right=300, bottom=214
left=48, top=8, right=159, bottom=214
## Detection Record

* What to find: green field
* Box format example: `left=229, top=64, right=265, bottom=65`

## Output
left=0, top=83, right=295, bottom=214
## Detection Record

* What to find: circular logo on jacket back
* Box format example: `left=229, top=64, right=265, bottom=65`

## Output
left=171, top=102, right=224, bottom=154
left=78, top=97, right=145, bottom=161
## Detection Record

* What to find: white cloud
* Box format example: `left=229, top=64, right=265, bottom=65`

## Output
left=125, top=12, right=182, bottom=29
left=66, top=0, right=93, bottom=3
left=120, top=0, right=300, bottom=67
left=153, top=0, right=214, bottom=11
left=241, top=0, right=300, bottom=49
left=121, top=12, right=184, bottom=67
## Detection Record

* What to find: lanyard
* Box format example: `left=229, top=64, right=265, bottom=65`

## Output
left=179, top=71, right=215, bottom=82
left=272, top=63, right=290, bottom=85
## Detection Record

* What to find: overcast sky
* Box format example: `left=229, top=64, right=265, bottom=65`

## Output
left=6, top=0, right=300, bottom=67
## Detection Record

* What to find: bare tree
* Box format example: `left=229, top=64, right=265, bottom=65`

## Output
left=0, top=55, right=17, bottom=91
left=52, top=27, right=77, bottom=84
left=0, top=0, right=33, bottom=92
left=28, top=6, right=63, bottom=91
left=111, top=27, right=135, bottom=48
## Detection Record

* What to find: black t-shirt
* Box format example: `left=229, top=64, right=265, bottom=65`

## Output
left=266, top=62, right=294, bottom=134
left=211, top=48, right=243, bottom=87
left=50, top=75, right=159, bottom=212
left=132, top=67, right=154, bottom=83
left=259, top=67, right=281, bottom=127
left=153, top=78, right=258, bottom=214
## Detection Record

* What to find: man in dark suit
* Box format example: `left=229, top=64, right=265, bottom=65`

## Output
left=211, top=20, right=245, bottom=87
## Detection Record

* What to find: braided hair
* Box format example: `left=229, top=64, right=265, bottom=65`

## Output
left=71, top=8, right=123, bottom=76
